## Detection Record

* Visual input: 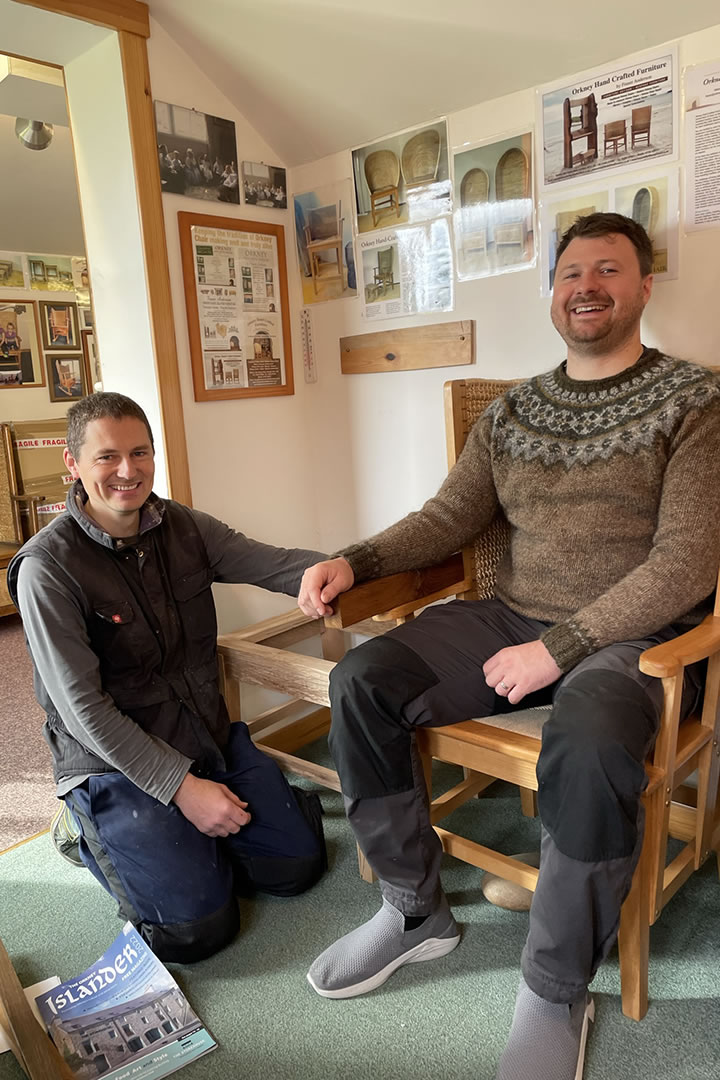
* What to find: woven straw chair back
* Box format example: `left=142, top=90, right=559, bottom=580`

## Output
left=631, top=186, right=659, bottom=239
left=495, top=148, right=529, bottom=201
left=364, top=150, right=400, bottom=193
left=460, top=168, right=489, bottom=207
left=401, top=130, right=441, bottom=185
left=446, top=378, right=522, bottom=600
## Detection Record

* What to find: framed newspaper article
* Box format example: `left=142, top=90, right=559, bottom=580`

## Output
left=178, top=212, right=294, bottom=401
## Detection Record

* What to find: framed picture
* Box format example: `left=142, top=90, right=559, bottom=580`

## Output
left=155, top=100, right=239, bottom=204
left=0, top=300, right=45, bottom=387
left=39, top=300, right=80, bottom=350
left=241, top=161, right=287, bottom=208
left=46, top=352, right=86, bottom=401
left=178, top=211, right=294, bottom=401
left=79, top=306, right=94, bottom=330
left=81, top=328, right=102, bottom=391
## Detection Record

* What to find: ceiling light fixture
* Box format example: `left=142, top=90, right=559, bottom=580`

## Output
left=15, top=117, right=54, bottom=150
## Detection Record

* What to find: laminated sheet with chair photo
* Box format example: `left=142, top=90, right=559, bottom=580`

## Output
left=217, top=377, right=720, bottom=1022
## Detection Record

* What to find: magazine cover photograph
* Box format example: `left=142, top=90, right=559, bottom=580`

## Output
left=34, top=923, right=215, bottom=1080
left=453, top=131, right=536, bottom=281
left=538, top=46, right=677, bottom=191
left=293, top=179, right=357, bottom=306
left=352, top=119, right=451, bottom=235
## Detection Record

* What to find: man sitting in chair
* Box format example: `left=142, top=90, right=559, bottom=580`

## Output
left=297, top=213, right=720, bottom=1079
left=9, top=392, right=328, bottom=965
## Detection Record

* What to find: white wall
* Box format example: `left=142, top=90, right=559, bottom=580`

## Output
left=289, top=24, right=720, bottom=559
left=147, top=20, right=323, bottom=633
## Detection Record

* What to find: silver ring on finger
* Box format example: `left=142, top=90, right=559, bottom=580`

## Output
left=499, top=680, right=510, bottom=691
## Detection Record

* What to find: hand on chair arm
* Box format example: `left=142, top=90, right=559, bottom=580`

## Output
left=172, top=773, right=250, bottom=837
left=298, top=557, right=355, bottom=617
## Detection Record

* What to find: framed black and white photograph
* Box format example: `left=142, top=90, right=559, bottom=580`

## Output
left=241, top=161, right=287, bottom=208
left=155, top=100, right=239, bottom=204
left=39, top=300, right=80, bottom=350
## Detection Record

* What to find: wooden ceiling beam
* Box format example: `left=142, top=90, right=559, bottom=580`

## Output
left=11, top=0, right=150, bottom=38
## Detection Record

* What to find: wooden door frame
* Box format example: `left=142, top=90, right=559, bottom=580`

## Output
left=13, top=0, right=192, bottom=504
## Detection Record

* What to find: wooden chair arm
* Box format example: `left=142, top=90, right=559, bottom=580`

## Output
left=324, top=552, right=466, bottom=629
left=217, top=638, right=332, bottom=707
left=639, top=615, right=720, bottom=678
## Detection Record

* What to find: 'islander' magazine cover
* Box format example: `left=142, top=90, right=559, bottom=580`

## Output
left=34, top=923, right=216, bottom=1079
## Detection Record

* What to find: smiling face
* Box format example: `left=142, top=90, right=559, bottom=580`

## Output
left=551, top=233, right=652, bottom=360
left=64, top=415, right=155, bottom=537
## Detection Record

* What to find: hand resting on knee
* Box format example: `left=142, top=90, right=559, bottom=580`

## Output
left=172, top=772, right=251, bottom=837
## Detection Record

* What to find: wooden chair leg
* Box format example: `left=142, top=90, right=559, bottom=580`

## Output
left=519, top=787, right=537, bottom=818
left=617, top=832, right=651, bottom=1021
left=357, top=844, right=376, bottom=883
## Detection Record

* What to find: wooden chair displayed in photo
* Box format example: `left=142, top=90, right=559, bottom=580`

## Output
left=48, top=306, right=70, bottom=344
left=493, top=148, right=530, bottom=253
left=460, top=168, right=490, bottom=257
left=603, top=119, right=627, bottom=156
left=373, top=247, right=395, bottom=295
left=631, top=106, right=652, bottom=148
left=364, top=150, right=401, bottom=229
left=0, top=424, right=47, bottom=617
left=401, top=129, right=441, bottom=194
left=562, top=94, right=598, bottom=169
left=303, top=203, right=344, bottom=296
left=217, top=376, right=720, bottom=1022
left=631, top=185, right=659, bottom=241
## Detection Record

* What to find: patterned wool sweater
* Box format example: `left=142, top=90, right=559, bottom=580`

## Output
left=340, top=349, right=720, bottom=671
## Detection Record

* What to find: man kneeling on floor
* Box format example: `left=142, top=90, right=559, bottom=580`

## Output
left=9, top=392, right=328, bottom=964
left=297, top=213, right=720, bottom=1079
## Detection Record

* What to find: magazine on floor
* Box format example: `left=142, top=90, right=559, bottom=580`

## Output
left=34, top=923, right=216, bottom=1079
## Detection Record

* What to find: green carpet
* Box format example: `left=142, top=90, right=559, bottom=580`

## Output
left=1, top=765, right=719, bottom=1080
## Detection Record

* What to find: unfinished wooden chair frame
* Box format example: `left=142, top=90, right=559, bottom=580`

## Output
left=218, top=377, right=720, bottom=1022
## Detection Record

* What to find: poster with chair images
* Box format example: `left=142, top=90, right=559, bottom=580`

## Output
left=352, top=119, right=451, bottom=235
left=453, top=131, right=537, bottom=281
left=358, top=218, right=453, bottom=321
left=293, top=179, right=357, bottom=306
left=537, top=45, right=678, bottom=193
left=538, top=166, right=679, bottom=296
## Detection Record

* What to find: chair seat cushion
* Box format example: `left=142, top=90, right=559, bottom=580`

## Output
left=470, top=705, right=550, bottom=739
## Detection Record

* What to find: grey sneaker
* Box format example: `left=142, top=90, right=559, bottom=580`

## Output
left=50, top=804, right=84, bottom=868
left=307, top=894, right=460, bottom=999
left=495, top=978, right=594, bottom=1080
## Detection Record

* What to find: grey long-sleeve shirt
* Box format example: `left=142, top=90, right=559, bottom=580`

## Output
left=16, top=497, right=325, bottom=804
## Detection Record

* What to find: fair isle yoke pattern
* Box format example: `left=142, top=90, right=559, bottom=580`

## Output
left=491, top=350, right=720, bottom=467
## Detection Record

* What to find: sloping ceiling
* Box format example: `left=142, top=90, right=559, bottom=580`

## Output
left=147, top=0, right=720, bottom=166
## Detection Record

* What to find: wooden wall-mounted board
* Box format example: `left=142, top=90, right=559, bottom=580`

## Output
left=340, top=321, right=474, bottom=375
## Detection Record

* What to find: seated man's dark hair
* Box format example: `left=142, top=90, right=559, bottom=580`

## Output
left=555, top=212, right=653, bottom=278
left=66, top=392, right=154, bottom=458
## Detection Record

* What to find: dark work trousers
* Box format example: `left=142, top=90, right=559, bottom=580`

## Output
left=67, top=721, right=327, bottom=964
left=328, top=598, right=702, bottom=1004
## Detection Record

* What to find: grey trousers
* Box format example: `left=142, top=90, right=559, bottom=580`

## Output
left=328, top=599, right=702, bottom=1003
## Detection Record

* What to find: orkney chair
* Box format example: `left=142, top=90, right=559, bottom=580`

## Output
left=217, top=376, right=720, bottom=1021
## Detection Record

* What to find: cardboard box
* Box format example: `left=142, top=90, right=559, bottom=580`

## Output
left=11, top=419, right=68, bottom=493
left=17, top=479, right=68, bottom=540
